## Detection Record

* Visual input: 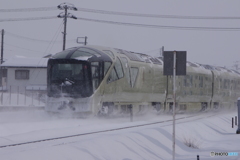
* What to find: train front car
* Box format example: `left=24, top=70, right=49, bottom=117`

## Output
left=45, top=46, right=112, bottom=115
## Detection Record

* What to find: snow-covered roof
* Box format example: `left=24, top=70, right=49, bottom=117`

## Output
left=0, top=56, right=48, bottom=68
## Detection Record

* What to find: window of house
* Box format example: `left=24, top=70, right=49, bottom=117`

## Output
left=15, top=70, right=29, bottom=80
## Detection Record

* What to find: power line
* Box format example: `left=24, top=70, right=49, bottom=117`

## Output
left=0, top=16, right=57, bottom=22
left=75, top=16, right=240, bottom=31
left=1, top=15, right=239, bottom=31
left=43, top=19, right=64, bottom=54
left=0, top=7, right=57, bottom=12
left=5, top=31, right=75, bottom=43
left=1, top=6, right=240, bottom=20
left=76, top=7, right=240, bottom=20
left=4, top=43, right=51, bottom=54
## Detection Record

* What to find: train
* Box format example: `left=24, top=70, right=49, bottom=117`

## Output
left=45, top=45, right=240, bottom=116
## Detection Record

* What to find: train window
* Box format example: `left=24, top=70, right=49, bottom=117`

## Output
left=189, top=75, right=193, bottom=87
left=107, top=58, right=124, bottom=83
left=117, top=49, right=144, bottom=62
left=184, top=76, right=187, bottom=87
left=71, top=48, right=101, bottom=58
left=150, top=58, right=162, bottom=65
left=130, top=67, right=139, bottom=87
left=223, top=79, right=229, bottom=89
left=103, top=50, right=115, bottom=59
left=91, top=62, right=100, bottom=91
left=115, top=58, right=124, bottom=78
left=108, top=68, right=118, bottom=83
left=140, top=55, right=151, bottom=63
left=104, top=62, right=111, bottom=76
left=52, top=47, right=77, bottom=58
left=120, top=57, right=131, bottom=86
left=199, top=76, right=203, bottom=88
left=51, top=64, right=72, bottom=80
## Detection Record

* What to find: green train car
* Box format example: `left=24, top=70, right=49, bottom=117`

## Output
left=45, top=45, right=240, bottom=115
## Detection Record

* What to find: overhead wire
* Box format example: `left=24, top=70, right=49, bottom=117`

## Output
left=32, top=19, right=65, bottom=83
left=0, top=7, right=57, bottom=12
left=5, top=31, right=75, bottom=43
left=2, top=16, right=239, bottom=31
left=0, top=6, right=239, bottom=31
left=43, top=19, right=64, bottom=55
left=4, top=43, right=49, bottom=54
left=0, top=16, right=57, bottom=22
left=75, top=7, right=240, bottom=20
left=1, top=6, right=240, bottom=20
left=75, top=16, right=240, bottom=31
left=6, top=31, right=58, bottom=43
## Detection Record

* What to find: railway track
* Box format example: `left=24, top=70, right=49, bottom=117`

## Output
left=0, top=111, right=221, bottom=149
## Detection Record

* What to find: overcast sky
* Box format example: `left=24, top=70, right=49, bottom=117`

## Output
left=1, top=0, right=240, bottom=69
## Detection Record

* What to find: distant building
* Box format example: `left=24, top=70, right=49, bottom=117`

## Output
left=0, top=56, right=48, bottom=94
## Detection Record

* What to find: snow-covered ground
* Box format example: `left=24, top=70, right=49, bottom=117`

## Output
left=0, top=109, right=240, bottom=160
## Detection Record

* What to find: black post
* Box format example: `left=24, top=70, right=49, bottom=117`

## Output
left=128, top=105, right=133, bottom=122
left=235, top=116, right=237, bottom=126
left=84, top=36, right=87, bottom=45
left=1, top=29, right=4, bottom=64
left=197, top=155, right=200, bottom=160
left=232, top=117, right=234, bottom=128
left=236, top=98, right=240, bottom=134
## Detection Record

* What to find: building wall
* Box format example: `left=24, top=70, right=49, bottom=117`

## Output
left=6, top=67, right=47, bottom=93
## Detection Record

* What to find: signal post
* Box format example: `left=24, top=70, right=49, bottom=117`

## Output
left=163, top=50, right=187, bottom=160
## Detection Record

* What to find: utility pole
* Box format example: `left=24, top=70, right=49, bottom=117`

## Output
left=57, top=3, right=77, bottom=51
left=1, top=29, right=4, bottom=64
left=63, top=6, right=67, bottom=51
left=160, top=46, right=164, bottom=57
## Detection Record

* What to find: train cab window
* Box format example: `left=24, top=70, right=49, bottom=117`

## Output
left=108, top=58, right=124, bottom=83
left=130, top=67, right=139, bottom=88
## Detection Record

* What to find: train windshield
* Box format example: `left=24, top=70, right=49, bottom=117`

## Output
left=47, top=59, right=93, bottom=98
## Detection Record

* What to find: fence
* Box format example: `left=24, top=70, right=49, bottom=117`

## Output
left=0, top=85, right=46, bottom=106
